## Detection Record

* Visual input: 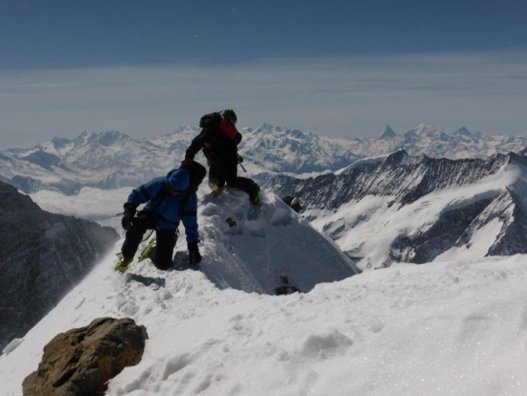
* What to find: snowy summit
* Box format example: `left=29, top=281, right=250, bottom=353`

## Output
left=1, top=187, right=527, bottom=395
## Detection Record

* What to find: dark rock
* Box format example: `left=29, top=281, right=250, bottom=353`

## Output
left=282, top=196, right=303, bottom=213
left=0, top=181, right=119, bottom=351
left=22, top=317, right=148, bottom=396
left=275, top=275, right=300, bottom=295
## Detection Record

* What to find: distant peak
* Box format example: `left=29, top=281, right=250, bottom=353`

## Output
left=378, top=125, right=397, bottom=139
left=75, top=130, right=129, bottom=146
left=415, top=122, right=432, bottom=128
left=94, top=130, right=129, bottom=146
left=257, top=123, right=275, bottom=132
left=414, top=123, right=439, bottom=132
left=454, top=126, right=472, bottom=136
left=50, top=137, right=71, bottom=149
left=406, top=124, right=444, bottom=138
left=51, top=136, right=70, bottom=144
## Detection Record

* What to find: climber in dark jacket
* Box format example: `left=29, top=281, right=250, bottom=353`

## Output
left=185, top=109, right=260, bottom=204
left=115, top=167, right=201, bottom=272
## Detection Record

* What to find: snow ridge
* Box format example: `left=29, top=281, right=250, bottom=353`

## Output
left=123, top=189, right=356, bottom=295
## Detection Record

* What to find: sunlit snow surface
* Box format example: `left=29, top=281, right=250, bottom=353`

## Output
left=1, top=190, right=527, bottom=395
left=2, top=250, right=527, bottom=395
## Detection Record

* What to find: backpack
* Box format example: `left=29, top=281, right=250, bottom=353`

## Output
left=199, top=112, right=222, bottom=129
left=199, top=112, right=242, bottom=144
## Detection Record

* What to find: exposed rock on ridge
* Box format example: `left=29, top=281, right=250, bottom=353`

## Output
left=0, top=182, right=119, bottom=351
left=22, top=317, right=148, bottom=396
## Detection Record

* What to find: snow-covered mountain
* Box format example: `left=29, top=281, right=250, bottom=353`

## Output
left=337, top=123, right=527, bottom=159
left=240, top=123, right=357, bottom=174
left=0, top=125, right=358, bottom=195
left=2, top=123, right=525, bottom=195
left=269, top=149, right=527, bottom=270
left=0, top=181, right=118, bottom=351
left=2, top=223, right=527, bottom=394
left=3, top=125, right=527, bottom=395
left=0, top=130, right=184, bottom=194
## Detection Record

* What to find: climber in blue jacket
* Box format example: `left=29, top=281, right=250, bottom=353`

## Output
left=115, top=163, right=204, bottom=272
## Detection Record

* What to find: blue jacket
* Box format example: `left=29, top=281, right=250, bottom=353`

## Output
left=126, top=168, right=199, bottom=243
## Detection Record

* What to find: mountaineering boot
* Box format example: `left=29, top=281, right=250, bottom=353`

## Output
left=188, top=242, right=202, bottom=265
left=114, top=255, right=132, bottom=273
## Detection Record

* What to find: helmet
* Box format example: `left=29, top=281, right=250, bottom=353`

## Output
left=220, top=109, right=237, bottom=125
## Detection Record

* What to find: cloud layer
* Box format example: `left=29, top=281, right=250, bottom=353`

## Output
left=1, top=51, right=526, bottom=148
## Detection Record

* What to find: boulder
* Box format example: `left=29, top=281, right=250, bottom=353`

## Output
left=23, top=317, right=148, bottom=396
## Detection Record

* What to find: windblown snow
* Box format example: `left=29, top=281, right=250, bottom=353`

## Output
left=1, top=188, right=527, bottom=395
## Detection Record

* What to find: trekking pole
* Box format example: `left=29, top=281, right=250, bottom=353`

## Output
left=239, top=163, right=247, bottom=173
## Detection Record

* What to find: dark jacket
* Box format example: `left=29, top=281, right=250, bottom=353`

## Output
left=185, top=117, right=242, bottom=166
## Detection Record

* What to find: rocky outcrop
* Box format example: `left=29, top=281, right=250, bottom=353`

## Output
left=0, top=182, right=119, bottom=350
left=23, top=317, right=148, bottom=396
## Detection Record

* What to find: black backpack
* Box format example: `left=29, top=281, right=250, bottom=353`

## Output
left=199, top=112, right=222, bottom=130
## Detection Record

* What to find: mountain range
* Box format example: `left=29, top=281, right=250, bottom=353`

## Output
left=339, top=124, right=527, bottom=159
left=1, top=123, right=525, bottom=195
left=269, top=148, right=527, bottom=270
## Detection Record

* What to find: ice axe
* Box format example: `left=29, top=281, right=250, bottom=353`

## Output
left=237, top=154, right=247, bottom=173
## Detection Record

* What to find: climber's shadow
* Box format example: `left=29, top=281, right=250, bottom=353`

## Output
left=125, top=273, right=166, bottom=288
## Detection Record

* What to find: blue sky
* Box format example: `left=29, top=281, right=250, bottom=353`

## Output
left=1, top=0, right=526, bottom=147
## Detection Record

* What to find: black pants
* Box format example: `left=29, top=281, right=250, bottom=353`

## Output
left=121, top=211, right=177, bottom=269
left=209, top=160, right=259, bottom=200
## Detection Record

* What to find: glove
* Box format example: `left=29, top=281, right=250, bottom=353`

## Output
left=237, top=154, right=244, bottom=163
left=188, top=242, right=202, bottom=265
left=121, top=203, right=137, bottom=231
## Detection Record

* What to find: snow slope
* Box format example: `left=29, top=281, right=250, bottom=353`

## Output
left=2, top=248, right=527, bottom=394
left=195, top=191, right=355, bottom=293
left=108, top=189, right=356, bottom=295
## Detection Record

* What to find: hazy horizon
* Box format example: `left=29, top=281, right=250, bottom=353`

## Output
left=1, top=1, right=526, bottom=148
